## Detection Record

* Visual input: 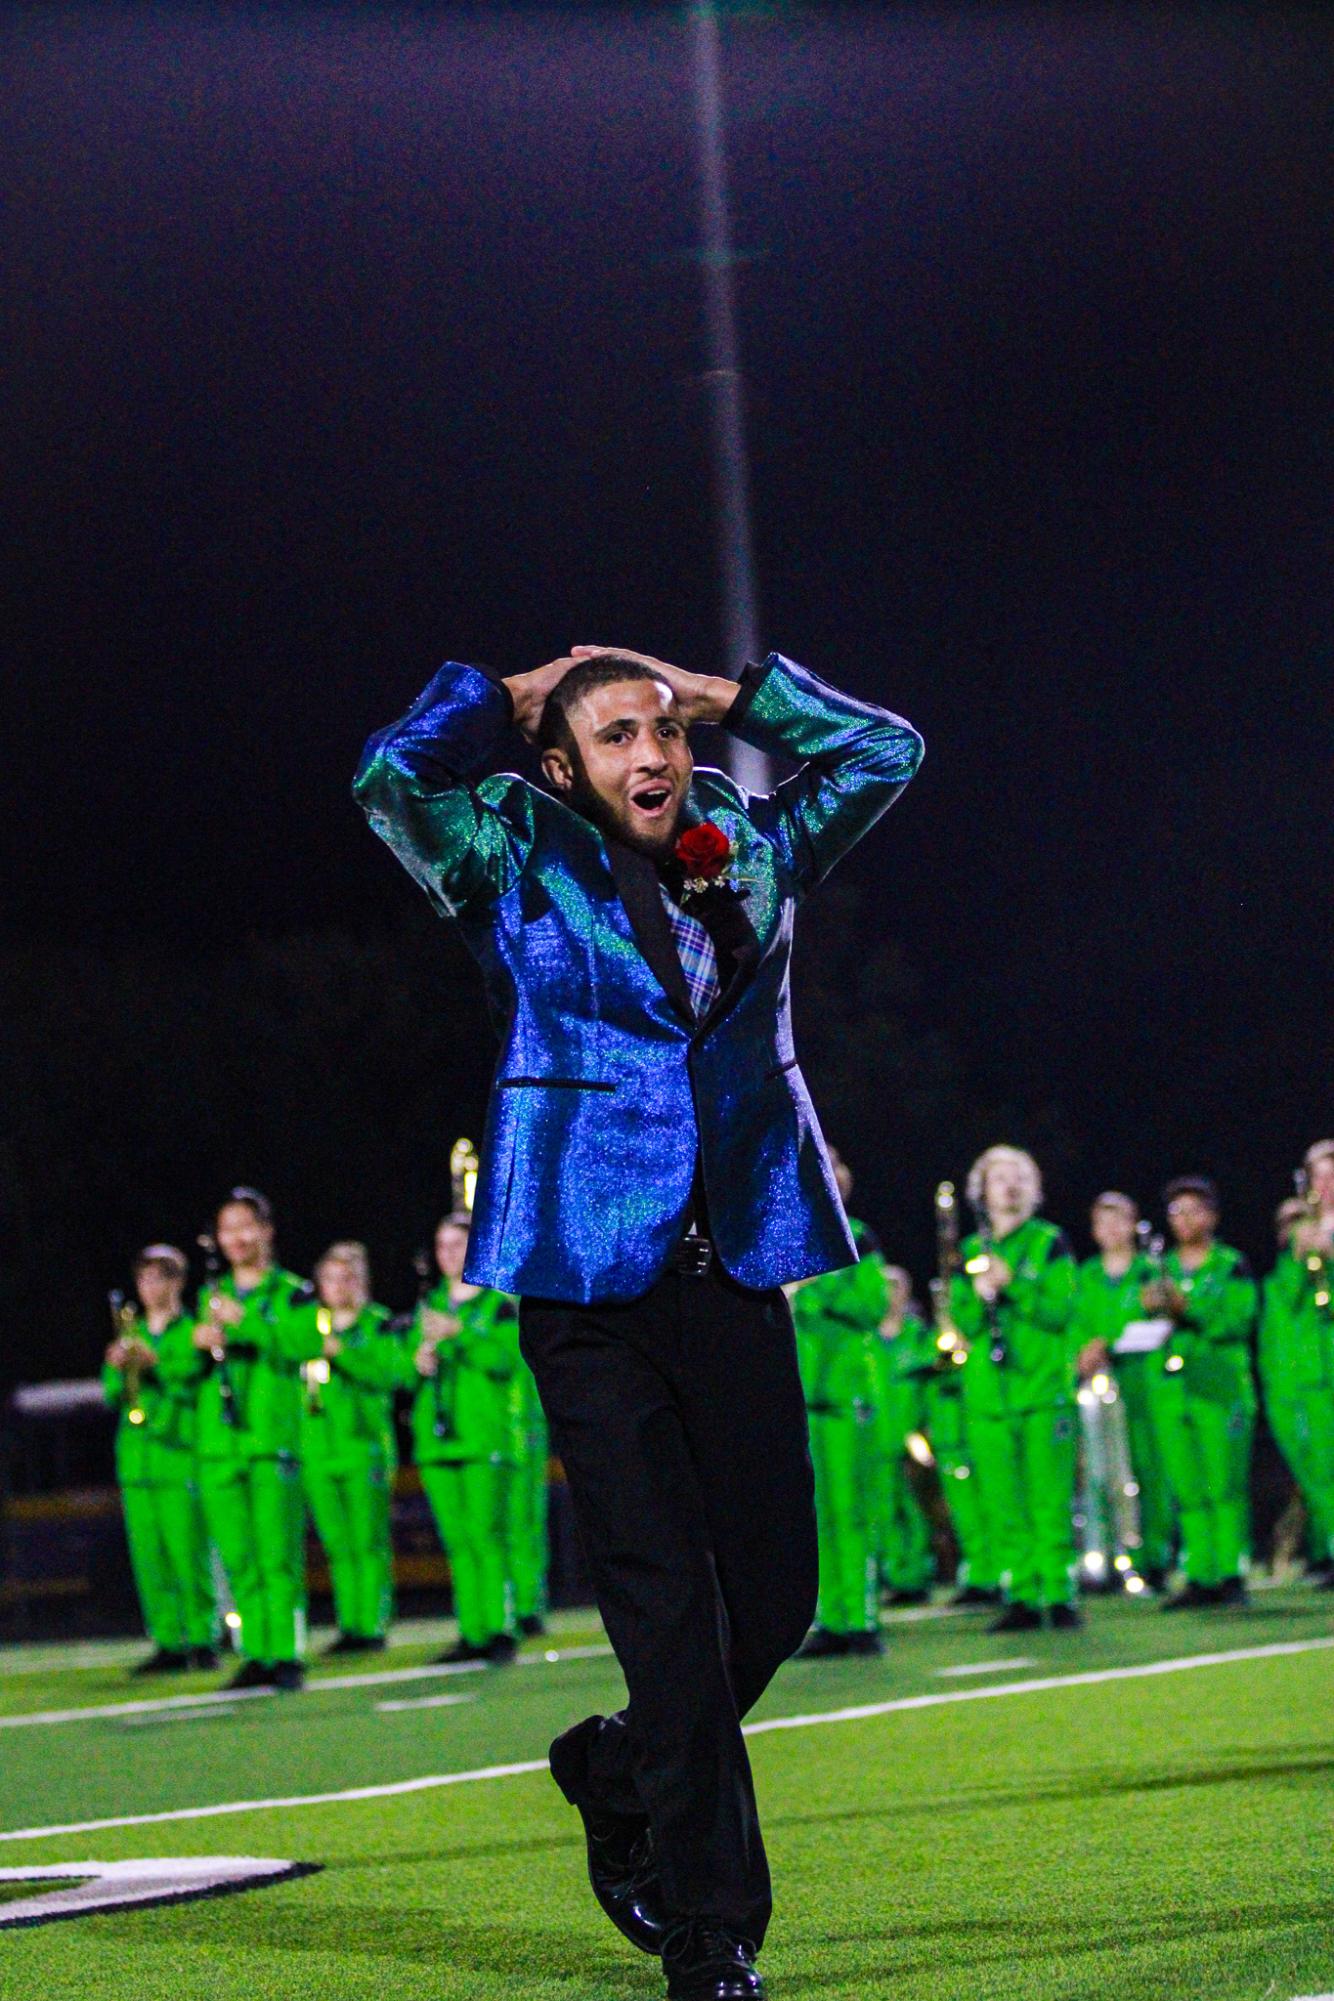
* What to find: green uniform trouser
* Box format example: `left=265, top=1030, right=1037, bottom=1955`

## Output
left=121, top=1478, right=215, bottom=1651
left=1266, top=1394, right=1334, bottom=1564
left=421, top=1460, right=513, bottom=1646
left=927, top=1384, right=997, bottom=1590
left=507, top=1426, right=549, bottom=1624
left=200, top=1452, right=306, bottom=1663
left=870, top=1369, right=933, bottom=1595
left=1152, top=1375, right=1254, bottom=1586
left=1115, top=1354, right=1175, bottom=1575
left=876, top=1456, right=933, bottom=1593
left=808, top=1409, right=877, bottom=1634
left=970, top=1403, right=1078, bottom=1608
left=304, top=1447, right=394, bottom=1640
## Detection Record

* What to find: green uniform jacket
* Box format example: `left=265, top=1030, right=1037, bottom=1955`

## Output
left=791, top=1218, right=887, bottom=1412
left=952, top=1217, right=1077, bottom=1418
left=103, top=1312, right=203, bottom=1482
left=1259, top=1247, right=1334, bottom=1399
left=195, top=1267, right=321, bottom=1460
left=1161, top=1243, right=1258, bottom=1406
left=869, top=1312, right=935, bottom=1448
left=300, top=1302, right=401, bottom=1467
left=1070, top=1254, right=1161, bottom=1364
left=409, top=1282, right=521, bottom=1466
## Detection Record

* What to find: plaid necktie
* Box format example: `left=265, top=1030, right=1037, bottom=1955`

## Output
left=659, top=884, right=721, bottom=1019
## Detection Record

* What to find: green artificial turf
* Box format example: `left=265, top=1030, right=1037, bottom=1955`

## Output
left=2, top=1589, right=1332, bottom=1999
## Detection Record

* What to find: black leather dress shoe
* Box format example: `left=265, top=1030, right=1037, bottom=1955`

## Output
left=270, top=1659, right=306, bottom=1692
left=1161, top=1581, right=1219, bottom=1611
left=548, top=1730, right=668, bottom=1954
left=951, top=1584, right=1002, bottom=1607
left=226, top=1658, right=274, bottom=1690
left=795, top=1626, right=851, bottom=1658
left=844, top=1628, right=884, bottom=1655
left=324, top=1631, right=384, bottom=1655
left=987, top=1603, right=1042, bottom=1633
left=663, top=1921, right=765, bottom=1999
left=434, top=1639, right=488, bottom=1664
left=1047, top=1602, right=1083, bottom=1629
left=132, top=1648, right=192, bottom=1676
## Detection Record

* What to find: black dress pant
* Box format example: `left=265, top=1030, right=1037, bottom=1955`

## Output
left=519, top=1260, right=818, bottom=1948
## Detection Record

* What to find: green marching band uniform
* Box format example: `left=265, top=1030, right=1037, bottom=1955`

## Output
left=103, top=1312, right=216, bottom=1658
left=196, top=1266, right=321, bottom=1670
left=792, top=1218, right=886, bottom=1641
left=923, top=1338, right=997, bottom=1597
left=868, top=1305, right=936, bottom=1599
left=1071, top=1253, right=1175, bottom=1580
left=1151, top=1243, right=1258, bottom=1591
left=410, top=1279, right=523, bottom=1652
left=507, top=1355, right=550, bottom=1632
left=952, top=1218, right=1079, bottom=1611
left=1260, top=1236, right=1334, bottom=1572
left=301, top=1300, right=402, bottom=1646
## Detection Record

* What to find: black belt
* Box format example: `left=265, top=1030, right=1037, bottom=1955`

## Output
left=670, top=1234, right=714, bottom=1278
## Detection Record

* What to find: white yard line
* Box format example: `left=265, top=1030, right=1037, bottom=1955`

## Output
left=0, top=1613, right=605, bottom=1678
left=0, top=1687, right=279, bottom=1728
left=742, top=1636, right=1334, bottom=1738
left=116, top=1705, right=241, bottom=1728
left=879, top=1602, right=973, bottom=1626
left=936, top=1657, right=1036, bottom=1677
left=375, top=1693, right=477, bottom=1714
left=0, top=1643, right=615, bottom=1730
left=3, top=1634, right=1330, bottom=1845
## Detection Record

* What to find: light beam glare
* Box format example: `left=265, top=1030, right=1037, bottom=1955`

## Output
left=687, top=1, right=771, bottom=793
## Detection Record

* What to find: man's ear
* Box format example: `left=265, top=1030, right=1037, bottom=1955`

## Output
left=541, top=747, right=575, bottom=794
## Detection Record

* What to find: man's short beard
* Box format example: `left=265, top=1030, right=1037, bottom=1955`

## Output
left=559, top=758, right=682, bottom=858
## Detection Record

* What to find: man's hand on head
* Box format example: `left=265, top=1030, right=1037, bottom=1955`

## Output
left=503, top=655, right=582, bottom=744
left=569, top=647, right=739, bottom=728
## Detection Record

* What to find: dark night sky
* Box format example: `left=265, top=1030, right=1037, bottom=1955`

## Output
left=3, top=2, right=1332, bottom=1325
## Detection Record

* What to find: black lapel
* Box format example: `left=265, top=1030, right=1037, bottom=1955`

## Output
left=605, top=837, right=696, bottom=1026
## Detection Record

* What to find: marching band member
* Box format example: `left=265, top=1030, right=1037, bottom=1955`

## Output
left=301, top=1241, right=402, bottom=1653
left=792, top=1154, right=886, bottom=1657
left=194, top=1188, right=320, bottom=1690
left=869, top=1266, right=936, bottom=1606
left=951, top=1146, right=1080, bottom=1631
left=410, top=1210, right=522, bottom=1665
left=1149, top=1177, right=1258, bottom=1609
left=1259, top=1144, right=1334, bottom=1585
left=1072, top=1193, right=1175, bottom=1588
left=104, top=1244, right=216, bottom=1671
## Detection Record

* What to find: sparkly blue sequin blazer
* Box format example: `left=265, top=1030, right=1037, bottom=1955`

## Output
left=354, top=653, right=923, bottom=1304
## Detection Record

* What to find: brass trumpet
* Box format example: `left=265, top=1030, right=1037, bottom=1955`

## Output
left=303, top=1305, right=333, bottom=1415
left=1294, top=1168, right=1332, bottom=1318
left=930, top=1180, right=968, bottom=1371
left=108, top=1288, right=147, bottom=1427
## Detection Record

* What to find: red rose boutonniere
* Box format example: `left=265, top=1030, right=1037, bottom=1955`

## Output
left=675, top=820, right=746, bottom=901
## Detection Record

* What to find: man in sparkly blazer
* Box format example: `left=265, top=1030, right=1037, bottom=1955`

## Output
left=356, top=643, right=922, bottom=2001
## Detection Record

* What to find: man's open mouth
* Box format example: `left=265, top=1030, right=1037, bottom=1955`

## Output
left=629, top=784, right=673, bottom=816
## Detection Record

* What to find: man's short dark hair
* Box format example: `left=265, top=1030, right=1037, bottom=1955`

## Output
left=537, top=656, right=674, bottom=756
left=218, top=1185, right=273, bottom=1225
left=1164, top=1175, right=1218, bottom=1211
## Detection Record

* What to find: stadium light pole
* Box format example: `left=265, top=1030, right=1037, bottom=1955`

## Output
left=687, top=0, right=772, bottom=793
